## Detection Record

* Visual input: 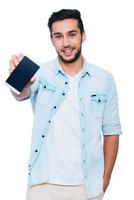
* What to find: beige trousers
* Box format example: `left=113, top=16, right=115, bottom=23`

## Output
left=26, top=183, right=104, bottom=200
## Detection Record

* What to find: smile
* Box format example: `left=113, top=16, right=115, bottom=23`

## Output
left=62, top=48, right=75, bottom=56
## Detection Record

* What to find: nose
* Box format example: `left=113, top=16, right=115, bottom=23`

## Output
left=62, top=35, right=70, bottom=47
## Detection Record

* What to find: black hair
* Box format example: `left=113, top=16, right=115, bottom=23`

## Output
left=48, top=9, right=85, bottom=36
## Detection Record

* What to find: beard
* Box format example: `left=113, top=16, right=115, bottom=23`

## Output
left=57, top=46, right=82, bottom=64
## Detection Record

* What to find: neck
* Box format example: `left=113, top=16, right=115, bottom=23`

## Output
left=58, top=55, right=84, bottom=76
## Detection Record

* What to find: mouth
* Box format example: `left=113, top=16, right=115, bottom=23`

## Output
left=61, top=48, right=75, bottom=57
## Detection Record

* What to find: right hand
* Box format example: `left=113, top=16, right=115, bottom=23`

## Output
left=9, top=53, right=36, bottom=87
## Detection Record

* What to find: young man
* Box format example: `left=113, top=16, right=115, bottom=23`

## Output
left=9, top=9, right=122, bottom=200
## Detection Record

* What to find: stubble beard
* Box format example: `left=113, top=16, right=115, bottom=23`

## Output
left=57, top=46, right=82, bottom=64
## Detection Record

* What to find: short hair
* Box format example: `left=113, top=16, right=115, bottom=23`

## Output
left=48, top=9, right=85, bottom=36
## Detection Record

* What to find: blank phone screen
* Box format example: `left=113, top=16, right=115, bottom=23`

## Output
left=5, top=56, right=40, bottom=93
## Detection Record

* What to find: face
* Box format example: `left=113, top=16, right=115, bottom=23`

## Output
left=51, top=19, right=86, bottom=64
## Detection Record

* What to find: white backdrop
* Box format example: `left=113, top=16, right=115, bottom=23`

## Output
left=0, top=0, right=134, bottom=199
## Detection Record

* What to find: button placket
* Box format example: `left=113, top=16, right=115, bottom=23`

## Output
left=29, top=77, right=70, bottom=176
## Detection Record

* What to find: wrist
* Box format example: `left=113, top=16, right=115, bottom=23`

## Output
left=103, top=177, right=110, bottom=193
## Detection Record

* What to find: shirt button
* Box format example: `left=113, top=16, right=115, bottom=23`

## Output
left=82, top=128, right=84, bottom=132
left=49, top=120, right=51, bottom=123
left=62, top=92, right=65, bottom=96
left=82, top=144, right=85, bottom=148
left=98, top=99, right=101, bottom=102
left=85, top=176, right=87, bottom=179
left=65, top=82, right=68, bottom=85
left=83, top=160, right=86, bottom=164
left=42, top=135, right=45, bottom=138
left=35, top=149, right=38, bottom=153
left=54, top=106, right=57, bottom=109
left=44, top=85, right=46, bottom=88
left=28, top=173, right=31, bottom=175
left=81, top=113, right=84, bottom=117
left=29, top=164, right=31, bottom=167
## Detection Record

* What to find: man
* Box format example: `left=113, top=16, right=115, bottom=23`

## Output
left=9, top=9, right=122, bottom=200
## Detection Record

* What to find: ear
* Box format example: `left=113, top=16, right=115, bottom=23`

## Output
left=82, top=32, right=86, bottom=43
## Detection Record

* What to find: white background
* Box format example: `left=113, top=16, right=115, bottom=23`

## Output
left=0, top=0, right=134, bottom=199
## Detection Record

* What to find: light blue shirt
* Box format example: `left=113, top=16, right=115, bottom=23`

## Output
left=28, top=58, right=122, bottom=199
left=46, top=71, right=84, bottom=185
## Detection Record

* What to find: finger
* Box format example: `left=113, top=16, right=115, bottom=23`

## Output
left=9, top=59, right=15, bottom=68
left=9, top=60, right=15, bottom=74
left=11, top=54, right=20, bottom=66
left=18, top=53, right=24, bottom=62
left=25, top=76, right=36, bottom=88
left=30, top=76, right=36, bottom=83
left=9, top=67, right=15, bottom=74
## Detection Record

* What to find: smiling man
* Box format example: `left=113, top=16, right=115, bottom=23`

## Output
left=9, top=9, right=122, bottom=200
left=51, top=19, right=84, bottom=64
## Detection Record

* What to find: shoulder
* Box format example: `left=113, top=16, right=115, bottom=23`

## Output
left=35, top=59, right=57, bottom=84
left=88, top=62, right=113, bottom=81
left=86, top=62, right=116, bottom=92
left=36, top=59, right=56, bottom=77
left=39, top=59, right=56, bottom=73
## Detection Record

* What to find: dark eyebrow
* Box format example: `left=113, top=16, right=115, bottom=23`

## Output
left=53, top=32, right=62, bottom=35
left=68, top=30, right=78, bottom=34
left=53, top=30, right=78, bottom=36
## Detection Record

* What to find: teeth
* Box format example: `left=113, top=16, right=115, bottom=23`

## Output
left=63, top=48, right=71, bottom=50
left=63, top=49, right=72, bottom=52
left=65, top=50, right=71, bottom=52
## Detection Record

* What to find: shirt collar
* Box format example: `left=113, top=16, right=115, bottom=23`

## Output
left=54, top=57, right=91, bottom=77
left=54, top=58, right=66, bottom=76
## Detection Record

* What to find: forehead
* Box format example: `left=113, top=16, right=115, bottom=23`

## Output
left=51, top=18, right=80, bottom=34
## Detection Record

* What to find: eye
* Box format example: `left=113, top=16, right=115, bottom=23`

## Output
left=69, top=33, right=77, bottom=38
left=54, top=34, right=62, bottom=39
left=55, top=35, right=61, bottom=39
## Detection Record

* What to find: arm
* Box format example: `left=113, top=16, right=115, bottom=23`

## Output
left=102, top=74, right=122, bottom=192
left=103, top=135, right=119, bottom=192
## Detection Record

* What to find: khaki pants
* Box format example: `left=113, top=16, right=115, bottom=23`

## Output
left=26, top=183, right=104, bottom=200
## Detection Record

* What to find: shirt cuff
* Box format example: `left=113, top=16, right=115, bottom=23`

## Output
left=103, top=132, right=122, bottom=136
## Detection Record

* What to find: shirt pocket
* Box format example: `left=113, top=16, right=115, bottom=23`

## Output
left=90, top=94, right=107, bottom=118
left=37, top=81, right=56, bottom=106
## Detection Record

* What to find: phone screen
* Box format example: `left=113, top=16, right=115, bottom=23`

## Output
left=5, top=56, right=40, bottom=94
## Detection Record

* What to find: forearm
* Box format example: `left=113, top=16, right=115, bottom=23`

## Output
left=103, top=135, right=119, bottom=190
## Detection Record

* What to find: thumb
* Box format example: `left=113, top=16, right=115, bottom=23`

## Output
left=30, top=76, right=36, bottom=84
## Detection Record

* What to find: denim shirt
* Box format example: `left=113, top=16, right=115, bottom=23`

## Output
left=28, top=58, right=122, bottom=199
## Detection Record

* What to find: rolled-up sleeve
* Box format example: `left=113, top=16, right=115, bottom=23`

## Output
left=102, top=74, right=122, bottom=135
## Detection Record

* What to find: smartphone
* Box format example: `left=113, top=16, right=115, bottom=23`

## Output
left=5, top=56, right=40, bottom=94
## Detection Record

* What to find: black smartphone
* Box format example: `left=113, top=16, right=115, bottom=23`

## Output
left=5, top=56, right=40, bottom=94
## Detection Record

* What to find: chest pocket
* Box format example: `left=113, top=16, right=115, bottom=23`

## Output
left=37, top=81, right=56, bottom=106
left=91, top=94, right=107, bottom=118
